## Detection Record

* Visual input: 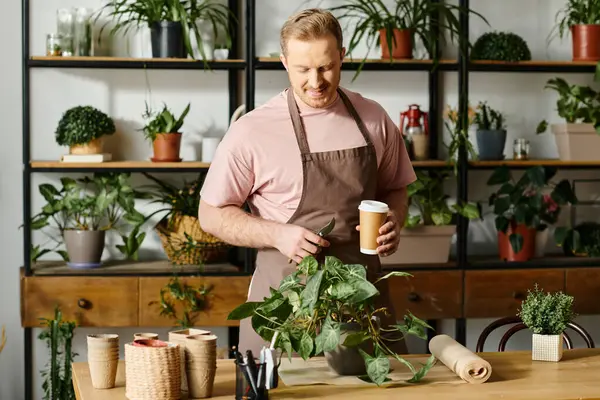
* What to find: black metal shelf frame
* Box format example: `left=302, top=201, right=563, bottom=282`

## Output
left=20, top=1, right=600, bottom=397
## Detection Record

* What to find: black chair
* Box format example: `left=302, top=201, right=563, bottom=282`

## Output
left=475, top=316, right=595, bottom=352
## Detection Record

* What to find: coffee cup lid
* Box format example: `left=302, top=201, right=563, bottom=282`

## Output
left=358, top=200, right=389, bottom=213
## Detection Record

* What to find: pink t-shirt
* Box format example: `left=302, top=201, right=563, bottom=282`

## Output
left=200, top=87, right=416, bottom=223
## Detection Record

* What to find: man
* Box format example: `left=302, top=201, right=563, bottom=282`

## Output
left=198, top=8, right=416, bottom=355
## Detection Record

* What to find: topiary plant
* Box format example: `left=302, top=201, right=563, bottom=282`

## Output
left=471, top=31, right=532, bottom=62
left=517, top=284, right=576, bottom=335
left=55, top=105, right=116, bottom=147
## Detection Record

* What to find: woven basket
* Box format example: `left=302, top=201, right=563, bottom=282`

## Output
left=156, top=214, right=229, bottom=265
left=124, top=342, right=181, bottom=400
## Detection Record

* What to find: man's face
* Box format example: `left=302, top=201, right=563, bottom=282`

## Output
left=281, top=34, right=345, bottom=109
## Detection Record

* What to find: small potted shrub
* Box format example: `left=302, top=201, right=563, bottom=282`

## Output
left=487, top=165, right=577, bottom=262
left=228, top=256, right=436, bottom=385
left=55, top=105, right=116, bottom=155
left=141, top=102, right=190, bottom=162
left=517, top=285, right=576, bottom=362
left=470, top=31, right=532, bottom=62
left=473, top=101, right=506, bottom=161
left=381, top=170, right=480, bottom=265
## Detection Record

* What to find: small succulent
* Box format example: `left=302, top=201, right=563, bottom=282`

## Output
left=55, top=105, right=116, bottom=146
left=471, top=31, right=532, bottom=62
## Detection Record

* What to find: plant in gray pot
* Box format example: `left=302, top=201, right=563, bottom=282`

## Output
left=29, top=173, right=147, bottom=267
left=474, top=101, right=507, bottom=160
left=95, top=0, right=235, bottom=62
left=227, top=256, right=436, bottom=386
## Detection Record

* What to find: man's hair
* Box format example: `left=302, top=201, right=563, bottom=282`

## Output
left=279, top=8, right=343, bottom=56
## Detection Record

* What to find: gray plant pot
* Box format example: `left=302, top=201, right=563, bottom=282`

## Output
left=63, top=229, right=105, bottom=269
left=476, top=129, right=507, bottom=160
left=324, top=323, right=372, bottom=376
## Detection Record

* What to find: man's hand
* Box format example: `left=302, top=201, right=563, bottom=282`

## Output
left=376, top=212, right=401, bottom=257
left=273, top=224, right=330, bottom=264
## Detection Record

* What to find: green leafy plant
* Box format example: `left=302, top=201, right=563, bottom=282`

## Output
left=149, top=275, right=213, bottom=328
left=227, top=256, right=436, bottom=386
left=325, top=0, right=489, bottom=81
left=517, top=284, right=576, bottom=335
left=38, top=307, right=77, bottom=400
left=473, top=101, right=505, bottom=131
left=55, top=105, right=115, bottom=147
left=443, top=104, right=478, bottom=173
left=536, top=77, right=600, bottom=134
left=555, top=221, right=600, bottom=257
left=29, top=173, right=148, bottom=261
left=487, top=165, right=578, bottom=253
left=404, top=170, right=480, bottom=227
left=471, top=31, right=532, bottom=62
left=549, top=0, right=600, bottom=42
left=141, top=102, right=191, bottom=142
left=95, top=0, right=236, bottom=62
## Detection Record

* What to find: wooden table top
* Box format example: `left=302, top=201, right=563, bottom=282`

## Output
left=73, top=348, right=600, bottom=400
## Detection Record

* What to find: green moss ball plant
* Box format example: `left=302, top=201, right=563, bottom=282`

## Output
left=55, top=105, right=116, bottom=154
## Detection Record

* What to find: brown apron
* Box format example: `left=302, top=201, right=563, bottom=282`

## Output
left=238, top=87, right=407, bottom=356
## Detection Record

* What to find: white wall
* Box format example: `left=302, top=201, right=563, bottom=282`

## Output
left=2, top=0, right=600, bottom=398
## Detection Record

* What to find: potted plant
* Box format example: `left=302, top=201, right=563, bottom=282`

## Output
left=473, top=101, right=507, bottom=161
left=140, top=173, right=229, bottom=265
left=443, top=103, right=478, bottom=172
left=549, top=0, right=600, bottom=61
left=381, top=170, right=480, bottom=265
left=536, top=77, right=600, bottom=161
left=555, top=221, right=600, bottom=257
left=55, top=105, right=115, bottom=155
left=29, top=173, right=146, bottom=267
left=327, top=0, right=488, bottom=81
left=517, top=285, right=575, bottom=362
left=141, top=102, right=190, bottom=162
left=470, top=31, right=532, bottom=62
left=228, top=256, right=436, bottom=385
left=487, top=165, right=577, bottom=262
left=95, top=0, right=235, bottom=62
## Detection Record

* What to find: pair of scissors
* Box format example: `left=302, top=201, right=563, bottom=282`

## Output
left=288, top=217, right=336, bottom=264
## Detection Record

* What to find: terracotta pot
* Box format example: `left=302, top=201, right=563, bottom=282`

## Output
left=379, top=28, right=412, bottom=59
left=152, top=132, right=182, bottom=162
left=498, top=223, right=536, bottom=262
left=571, top=24, right=600, bottom=61
left=69, top=137, right=103, bottom=155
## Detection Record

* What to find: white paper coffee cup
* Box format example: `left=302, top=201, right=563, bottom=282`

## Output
left=358, top=200, right=389, bottom=255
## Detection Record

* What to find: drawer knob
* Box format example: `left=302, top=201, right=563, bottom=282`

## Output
left=512, top=291, right=525, bottom=300
left=407, top=292, right=420, bottom=302
left=78, top=298, right=91, bottom=309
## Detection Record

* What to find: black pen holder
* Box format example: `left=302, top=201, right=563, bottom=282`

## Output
left=235, top=361, right=269, bottom=400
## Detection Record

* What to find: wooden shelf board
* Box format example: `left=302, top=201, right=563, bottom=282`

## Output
left=467, top=255, right=600, bottom=270
left=257, top=57, right=456, bottom=64
left=470, top=60, right=598, bottom=66
left=381, top=260, right=457, bottom=271
left=30, top=160, right=211, bottom=169
left=412, top=160, right=452, bottom=168
left=30, top=56, right=245, bottom=63
left=469, top=159, right=600, bottom=167
left=30, top=260, right=242, bottom=276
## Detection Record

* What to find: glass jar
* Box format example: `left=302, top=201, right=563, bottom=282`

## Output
left=513, top=138, right=530, bottom=160
left=74, top=8, right=93, bottom=56
left=56, top=8, right=75, bottom=56
left=46, top=33, right=64, bottom=56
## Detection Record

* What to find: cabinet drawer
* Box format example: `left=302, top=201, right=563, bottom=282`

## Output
left=566, top=268, right=600, bottom=315
left=139, top=276, right=252, bottom=327
left=386, top=271, right=463, bottom=319
left=464, top=269, right=565, bottom=318
left=21, top=276, right=138, bottom=327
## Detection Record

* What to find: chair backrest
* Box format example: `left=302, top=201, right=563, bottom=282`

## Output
left=475, top=316, right=595, bottom=352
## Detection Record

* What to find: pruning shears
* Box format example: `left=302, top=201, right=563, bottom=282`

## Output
left=288, top=217, right=335, bottom=264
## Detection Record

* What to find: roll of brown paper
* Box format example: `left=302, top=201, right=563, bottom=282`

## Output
left=428, top=334, right=492, bottom=384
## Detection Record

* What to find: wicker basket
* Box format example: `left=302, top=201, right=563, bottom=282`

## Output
left=156, top=214, right=229, bottom=265
left=124, top=341, right=181, bottom=400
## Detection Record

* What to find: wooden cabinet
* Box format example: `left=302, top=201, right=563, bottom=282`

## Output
left=20, top=273, right=252, bottom=328
left=464, top=269, right=565, bottom=318
left=566, top=268, right=600, bottom=315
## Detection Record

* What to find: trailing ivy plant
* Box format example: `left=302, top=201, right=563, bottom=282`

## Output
left=228, top=256, right=436, bottom=386
left=517, top=284, right=576, bottom=335
left=471, top=31, right=532, bottom=62
left=404, top=170, right=480, bottom=227
left=38, top=307, right=77, bottom=400
left=149, top=275, right=213, bottom=328
left=55, top=105, right=115, bottom=147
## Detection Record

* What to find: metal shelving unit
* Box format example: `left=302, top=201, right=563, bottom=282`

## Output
left=20, top=0, right=600, bottom=398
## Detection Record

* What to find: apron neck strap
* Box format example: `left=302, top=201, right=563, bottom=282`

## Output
left=286, top=87, right=374, bottom=155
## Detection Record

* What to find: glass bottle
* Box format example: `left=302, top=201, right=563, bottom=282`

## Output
left=56, top=8, right=75, bottom=56
left=513, top=138, right=530, bottom=160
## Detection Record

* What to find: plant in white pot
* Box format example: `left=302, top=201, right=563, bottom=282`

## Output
left=227, top=256, right=435, bottom=385
left=536, top=77, right=600, bottom=161
left=380, top=170, right=480, bottom=265
left=517, top=284, right=576, bottom=362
